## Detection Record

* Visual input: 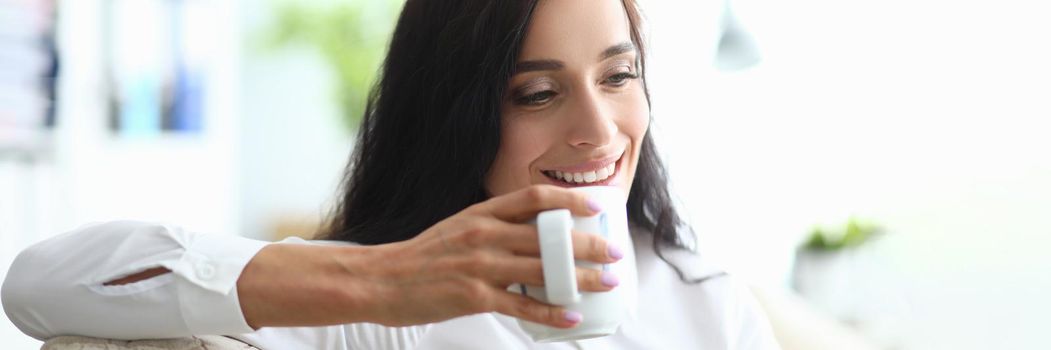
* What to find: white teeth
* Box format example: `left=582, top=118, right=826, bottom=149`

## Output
left=545, top=163, right=618, bottom=184
left=583, top=171, right=597, bottom=183
left=596, top=167, right=609, bottom=179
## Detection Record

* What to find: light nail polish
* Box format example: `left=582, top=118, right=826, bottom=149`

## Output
left=586, top=198, right=603, bottom=213
left=564, top=310, right=583, bottom=324
left=600, top=271, right=620, bottom=287
left=608, top=243, right=624, bottom=260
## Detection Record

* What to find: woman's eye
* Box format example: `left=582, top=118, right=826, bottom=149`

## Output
left=605, top=72, right=638, bottom=86
left=515, top=90, right=557, bottom=106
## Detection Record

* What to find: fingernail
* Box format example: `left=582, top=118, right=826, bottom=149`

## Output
left=608, top=243, right=624, bottom=260
left=600, top=271, right=620, bottom=287
left=564, top=310, right=583, bottom=324
left=586, top=198, right=603, bottom=213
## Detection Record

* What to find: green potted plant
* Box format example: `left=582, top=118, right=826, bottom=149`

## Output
left=792, top=217, right=885, bottom=320
left=801, top=217, right=883, bottom=252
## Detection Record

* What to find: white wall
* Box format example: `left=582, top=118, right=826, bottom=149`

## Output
left=646, top=0, right=1051, bottom=348
left=235, top=0, right=358, bottom=241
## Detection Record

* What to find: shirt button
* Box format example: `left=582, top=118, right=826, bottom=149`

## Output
left=195, top=262, right=217, bottom=280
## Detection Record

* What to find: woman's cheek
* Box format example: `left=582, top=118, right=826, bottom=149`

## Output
left=487, top=118, right=547, bottom=195
left=621, top=92, right=650, bottom=139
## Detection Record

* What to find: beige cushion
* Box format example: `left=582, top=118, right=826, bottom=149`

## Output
left=42, top=336, right=259, bottom=350
left=750, top=287, right=880, bottom=350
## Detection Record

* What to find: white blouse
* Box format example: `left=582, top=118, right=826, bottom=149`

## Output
left=2, top=221, right=780, bottom=349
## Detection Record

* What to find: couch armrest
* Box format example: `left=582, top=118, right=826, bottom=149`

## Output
left=751, top=286, right=881, bottom=350
left=42, top=335, right=259, bottom=350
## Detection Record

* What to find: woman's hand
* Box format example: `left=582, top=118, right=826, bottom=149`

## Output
left=357, top=184, right=617, bottom=327
left=237, top=185, right=622, bottom=330
left=358, top=185, right=623, bottom=328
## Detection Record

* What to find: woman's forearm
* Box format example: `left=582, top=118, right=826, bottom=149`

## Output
left=236, top=243, right=382, bottom=328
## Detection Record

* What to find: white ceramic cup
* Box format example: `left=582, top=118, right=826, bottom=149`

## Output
left=514, top=186, right=637, bottom=342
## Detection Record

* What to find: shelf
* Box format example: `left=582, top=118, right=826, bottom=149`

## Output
left=0, top=128, right=53, bottom=159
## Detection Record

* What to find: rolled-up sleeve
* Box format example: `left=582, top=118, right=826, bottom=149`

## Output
left=1, top=221, right=269, bottom=340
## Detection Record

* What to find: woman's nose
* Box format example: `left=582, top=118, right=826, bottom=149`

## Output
left=565, top=89, right=617, bottom=148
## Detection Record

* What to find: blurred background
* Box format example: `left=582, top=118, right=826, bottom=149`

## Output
left=1, top=0, right=1048, bottom=348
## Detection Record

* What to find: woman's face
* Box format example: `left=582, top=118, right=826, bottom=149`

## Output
left=485, top=0, right=649, bottom=197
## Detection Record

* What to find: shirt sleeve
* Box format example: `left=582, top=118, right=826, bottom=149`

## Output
left=1, top=220, right=269, bottom=341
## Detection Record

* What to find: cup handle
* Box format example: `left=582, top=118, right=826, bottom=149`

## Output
left=536, top=209, right=581, bottom=305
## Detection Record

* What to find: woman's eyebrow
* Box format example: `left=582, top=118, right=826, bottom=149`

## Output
left=599, top=42, right=635, bottom=60
left=515, top=59, right=564, bottom=73
left=514, top=42, right=636, bottom=74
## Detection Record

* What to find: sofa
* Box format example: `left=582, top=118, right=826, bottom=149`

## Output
left=41, top=335, right=259, bottom=350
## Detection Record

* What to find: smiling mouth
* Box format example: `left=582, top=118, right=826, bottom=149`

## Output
left=540, top=157, right=620, bottom=186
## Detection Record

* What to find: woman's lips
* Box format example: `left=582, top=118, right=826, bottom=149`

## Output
left=540, top=153, right=624, bottom=187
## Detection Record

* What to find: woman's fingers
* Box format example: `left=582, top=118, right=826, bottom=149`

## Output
left=403, top=185, right=624, bottom=328
left=476, top=185, right=599, bottom=223
left=495, top=223, right=619, bottom=264
left=569, top=230, right=622, bottom=263
left=491, top=291, right=581, bottom=329
left=484, top=255, right=617, bottom=292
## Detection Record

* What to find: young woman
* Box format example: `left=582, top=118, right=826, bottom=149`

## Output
left=2, top=0, right=780, bottom=348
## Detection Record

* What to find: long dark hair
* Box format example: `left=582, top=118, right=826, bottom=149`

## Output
left=323, top=0, right=720, bottom=284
